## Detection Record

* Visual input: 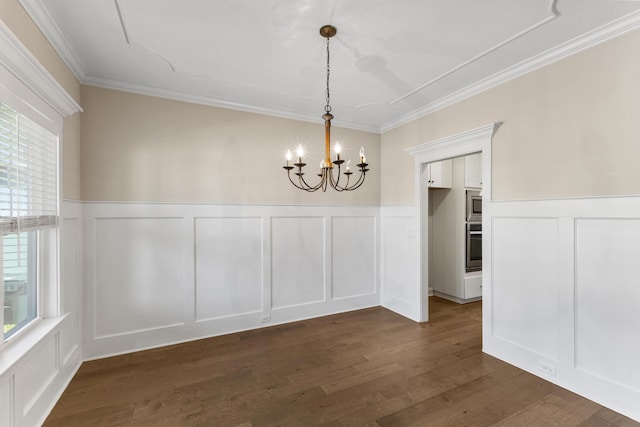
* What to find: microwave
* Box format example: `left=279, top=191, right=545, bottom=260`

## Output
left=466, top=190, right=482, bottom=222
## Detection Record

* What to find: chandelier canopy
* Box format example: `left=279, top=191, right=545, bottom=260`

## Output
left=283, top=25, right=369, bottom=192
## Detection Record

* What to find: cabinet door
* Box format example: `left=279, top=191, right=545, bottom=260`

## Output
left=464, top=275, right=482, bottom=299
left=464, top=153, right=482, bottom=188
left=428, top=159, right=452, bottom=188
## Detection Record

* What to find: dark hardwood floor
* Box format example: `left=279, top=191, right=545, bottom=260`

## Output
left=44, top=298, right=639, bottom=426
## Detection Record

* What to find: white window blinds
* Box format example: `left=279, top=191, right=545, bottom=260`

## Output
left=0, top=102, right=58, bottom=235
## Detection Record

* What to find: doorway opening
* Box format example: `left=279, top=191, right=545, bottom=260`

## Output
left=426, top=152, right=483, bottom=305
left=405, top=122, right=499, bottom=327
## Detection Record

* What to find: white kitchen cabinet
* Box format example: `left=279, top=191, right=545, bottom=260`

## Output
left=464, top=153, right=482, bottom=189
left=464, top=273, right=482, bottom=299
left=427, top=159, right=452, bottom=188
left=430, top=157, right=483, bottom=304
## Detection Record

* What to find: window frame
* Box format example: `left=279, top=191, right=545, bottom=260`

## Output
left=0, top=20, right=80, bottom=382
left=0, top=67, right=62, bottom=348
left=3, top=230, right=38, bottom=339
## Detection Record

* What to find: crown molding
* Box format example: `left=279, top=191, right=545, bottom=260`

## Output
left=380, top=9, right=640, bottom=133
left=18, top=0, right=640, bottom=134
left=0, top=20, right=81, bottom=117
left=390, top=0, right=560, bottom=106
left=18, top=0, right=87, bottom=81
left=82, top=76, right=380, bottom=133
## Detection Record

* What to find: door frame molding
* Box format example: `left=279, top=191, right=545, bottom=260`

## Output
left=405, top=122, right=499, bottom=322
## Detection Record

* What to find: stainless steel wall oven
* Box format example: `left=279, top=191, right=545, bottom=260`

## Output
left=466, top=222, right=482, bottom=272
left=466, top=189, right=482, bottom=272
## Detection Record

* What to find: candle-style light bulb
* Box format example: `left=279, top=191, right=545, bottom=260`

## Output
left=346, top=158, right=351, bottom=172
left=359, top=146, right=366, bottom=163
left=334, top=142, right=341, bottom=161
left=296, top=145, right=304, bottom=163
left=285, top=149, right=292, bottom=167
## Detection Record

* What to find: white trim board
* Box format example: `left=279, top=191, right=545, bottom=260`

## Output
left=0, top=20, right=81, bottom=117
left=402, top=122, right=497, bottom=322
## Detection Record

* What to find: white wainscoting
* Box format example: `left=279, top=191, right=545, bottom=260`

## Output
left=60, top=213, right=82, bottom=367
left=94, top=217, right=186, bottom=338
left=491, top=217, right=560, bottom=361
left=194, top=217, right=263, bottom=321
left=574, top=218, right=640, bottom=393
left=380, top=207, right=421, bottom=322
left=0, top=375, right=13, bottom=426
left=332, top=216, right=377, bottom=299
left=17, top=335, right=58, bottom=417
left=271, top=216, right=326, bottom=308
left=0, top=200, right=83, bottom=427
left=82, top=203, right=380, bottom=360
left=486, top=196, right=640, bottom=422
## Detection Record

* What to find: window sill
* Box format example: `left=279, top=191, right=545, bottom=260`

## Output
left=0, top=314, right=68, bottom=377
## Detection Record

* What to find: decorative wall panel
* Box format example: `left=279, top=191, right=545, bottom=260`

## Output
left=0, top=376, right=12, bottom=427
left=94, top=217, right=185, bottom=337
left=487, top=197, right=640, bottom=422
left=382, top=216, right=418, bottom=303
left=16, top=336, right=58, bottom=417
left=195, top=217, right=263, bottom=320
left=84, top=204, right=379, bottom=360
left=576, top=218, right=640, bottom=392
left=331, top=216, right=376, bottom=299
left=379, top=211, right=421, bottom=322
left=492, top=217, right=560, bottom=360
left=60, top=217, right=80, bottom=362
left=271, top=217, right=325, bottom=308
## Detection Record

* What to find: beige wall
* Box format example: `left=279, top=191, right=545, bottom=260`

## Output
left=80, top=86, right=380, bottom=205
left=0, top=0, right=83, bottom=200
left=381, top=28, right=640, bottom=205
left=10, top=0, right=640, bottom=206
left=63, top=113, right=81, bottom=199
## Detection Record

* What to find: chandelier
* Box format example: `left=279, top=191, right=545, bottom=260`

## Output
left=283, top=25, right=369, bottom=192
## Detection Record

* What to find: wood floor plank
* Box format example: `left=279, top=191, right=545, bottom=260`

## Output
left=43, top=298, right=639, bottom=426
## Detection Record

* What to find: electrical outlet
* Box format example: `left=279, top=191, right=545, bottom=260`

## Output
left=71, top=349, right=81, bottom=366
left=539, top=361, right=556, bottom=377
left=261, top=315, right=271, bottom=323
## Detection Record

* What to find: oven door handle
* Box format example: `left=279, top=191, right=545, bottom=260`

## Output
left=468, top=231, right=482, bottom=235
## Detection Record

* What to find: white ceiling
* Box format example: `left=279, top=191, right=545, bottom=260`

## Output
left=20, top=0, right=640, bottom=132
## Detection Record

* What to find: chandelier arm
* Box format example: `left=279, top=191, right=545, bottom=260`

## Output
left=298, top=170, right=325, bottom=192
left=287, top=170, right=310, bottom=191
left=332, top=161, right=341, bottom=188
left=347, top=171, right=367, bottom=190
left=329, top=164, right=351, bottom=192
left=341, top=173, right=362, bottom=191
left=288, top=164, right=320, bottom=191
left=353, top=169, right=367, bottom=187
left=336, top=167, right=366, bottom=191
left=327, top=167, right=343, bottom=192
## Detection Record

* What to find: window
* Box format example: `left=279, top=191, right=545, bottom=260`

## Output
left=1, top=101, right=58, bottom=341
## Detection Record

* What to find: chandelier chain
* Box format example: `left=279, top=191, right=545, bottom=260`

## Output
left=325, top=36, right=331, bottom=114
